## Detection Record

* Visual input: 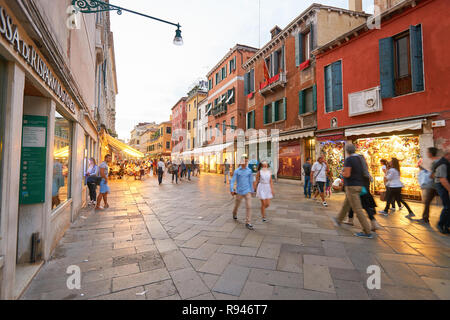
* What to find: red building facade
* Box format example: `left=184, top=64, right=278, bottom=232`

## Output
left=314, top=0, right=450, bottom=199
left=171, top=97, right=187, bottom=155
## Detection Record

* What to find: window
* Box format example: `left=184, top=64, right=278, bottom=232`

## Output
left=264, top=105, right=272, bottom=124
left=166, top=141, right=171, bottom=149
left=299, top=85, right=317, bottom=114
left=222, top=66, right=227, bottom=79
left=379, top=25, right=424, bottom=98
left=53, top=110, right=72, bottom=210
left=187, top=139, right=190, bottom=149
left=222, top=121, right=226, bottom=135
left=192, top=138, right=195, bottom=149
left=265, top=56, right=272, bottom=77
left=274, top=100, right=284, bottom=122
left=209, top=126, right=212, bottom=139
left=247, top=111, right=255, bottom=129
left=230, top=117, right=235, bottom=131
left=244, top=69, right=255, bottom=95
left=229, top=56, right=236, bottom=72
left=198, top=109, right=201, bottom=120
left=166, top=127, right=171, bottom=134
left=295, top=24, right=314, bottom=66
left=208, top=79, right=213, bottom=90
left=226, top=88, right=235, bottom=105
left=188, top=122, right=191, bottom=130
left=324, top=61, right=343, bottom=113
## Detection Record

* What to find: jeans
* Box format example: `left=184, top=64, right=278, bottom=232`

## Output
left=224, top=171, right=230, bottom=183
left=386, top=187, right=401, bottom=209
left=172, top=172, right=178, bottom=183
left=87, top=182, right=97, bottom=202
left=421, top=187, right=437, bottom=221
left=158, top=169, right=163, bottom=184
left=383, top=187, right=413, bottom=214
left=188, top=168, right=191, bottom=180
left=337, top=186, right=371, bottom=234
left=233, top=193, right=252, bottom=224
left=435, top=183, right=450, bottom=230
left=304, top=176, right=311, bottom=197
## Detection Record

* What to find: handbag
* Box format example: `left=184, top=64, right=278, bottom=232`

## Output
left=360, top=186, right=368, bottom=196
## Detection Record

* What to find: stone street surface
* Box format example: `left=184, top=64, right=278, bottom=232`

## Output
left=22, top=173, right=450, bottom=300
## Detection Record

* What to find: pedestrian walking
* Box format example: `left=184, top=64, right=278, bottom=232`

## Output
left=171, top=161, right=179, bottom=184
left=379, top=158, right=415, bottom=218
left=254, top=161, right=274, bottom=222
left=224, top=159, right=231, bottom=184
left=180, top=160, right=186, bottom=180
left=96, top=154, right=112, bottom=210
left=302, top=157, right=312, bottom=198
left=415, top=147, right=440, bottom=224
left=433, top=149, right=450, bottom=234
left=381, top=159, right=402, bottom=212
left=332, top=144, right=373, bottom=239
left=230, top=157, right=255, bottom=230
left=311, top=156, right=329, bottom=207
left=157, top=157, right=165, bottom=185
left=85, top=158, right=99, bottom=207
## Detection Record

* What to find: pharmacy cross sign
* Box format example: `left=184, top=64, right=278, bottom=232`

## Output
left=71, top=0, right=183, bottom=45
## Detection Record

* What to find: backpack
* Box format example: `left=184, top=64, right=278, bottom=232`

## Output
left=432, top=157, right=450, bottom=183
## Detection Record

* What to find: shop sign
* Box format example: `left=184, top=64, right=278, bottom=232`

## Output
left=0, top=6, right=76, bottom=113
left=19, top=115, right=47, bottom=204
left=431, top=120, right=445, bottom=128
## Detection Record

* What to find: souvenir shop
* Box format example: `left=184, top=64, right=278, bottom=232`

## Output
left=317, top=133, right=346, bottom=181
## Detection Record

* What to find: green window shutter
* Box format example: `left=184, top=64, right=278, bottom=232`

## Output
left=263, top=106, right=267, bottom=124
left=244, top=72, right=249, bottom=95
left=313, top=84, right=317, bottom=112
left=331, top=61, right=343, bottom=110
left=225, top=65, right=227, bottom=78
left=410, top=25, right=424, bottom=92
left=295, top=32, right=302, bottom=67
left=234, top=56, right=237, bottom=70
left=281, top=45, right=285, bottom=72
left=282, top=97, right=287, bottom=120
left=299, top=90, right=305, bottom=114
left=250, top=68, right=255, bottom=92
left=309, top=23, right=314, bottom=53
left=272, top=101, right=276, bottom=123
left=379, top=37, right=395, bottom=98
left=325, top=65, right=333, bottom=112
left=273, top=51, right=279, bottom=76
left=252, top=111, right=255, bottom=129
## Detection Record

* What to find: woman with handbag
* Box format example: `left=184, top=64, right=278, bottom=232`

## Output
left=85, top=158, right=99, bottom=207
left=254, top=161, right=274, bottom=222
left=379, top=158, right=415, bottom=218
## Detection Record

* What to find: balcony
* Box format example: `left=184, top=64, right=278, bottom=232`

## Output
left=259, top=72, right=287, bottom=96
left=212, top=103, right=227, bottom=117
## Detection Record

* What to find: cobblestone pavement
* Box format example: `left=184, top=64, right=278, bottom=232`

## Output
left=22, top=173, right=450, bottom=300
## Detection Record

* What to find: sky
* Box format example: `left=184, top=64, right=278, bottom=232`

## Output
left=111, top=0, right=375, bottom=141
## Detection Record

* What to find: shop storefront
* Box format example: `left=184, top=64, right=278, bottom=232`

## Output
left=317, top=136, right=346, bottom=180
left=354, top=135, right=421, bottom=200
left=278, top=141, right=301, bottom=179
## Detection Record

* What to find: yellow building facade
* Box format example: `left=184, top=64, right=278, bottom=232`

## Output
left=147, top=121, right=172, bottom=159
left=185, top=87, right=207, bottom=151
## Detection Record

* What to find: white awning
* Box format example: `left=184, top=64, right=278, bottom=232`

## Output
left=345, top=119, right=423, bottom=137
left=181, top=142, right=234, bottom=156
left=226, top=90, right=234, bottom=103
left=278, top=130, right=315, bottom=142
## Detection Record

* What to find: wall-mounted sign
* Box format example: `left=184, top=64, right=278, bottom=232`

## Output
left=0, top=5, right=75, bottom=113
left=19, top=115, right=48, bottom=204
left=432, top=120, right=446, bottom=128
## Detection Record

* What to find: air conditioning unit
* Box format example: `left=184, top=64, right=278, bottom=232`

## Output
left=348, top=86, right=382, bottom=117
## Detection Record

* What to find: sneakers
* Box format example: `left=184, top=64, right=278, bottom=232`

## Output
left=405, top=212, right=416, bottom=219
left=398, top=205, right=404, bottom=210
left=378, top=210, right=389, bottom=216
left=331, top=217, right=341, bottom=227
left=322, top=202, right=328, bottom=207
left=246, top=223, right=254, bottom=230
left=232, top=213, right=237, bottom=220
left=414, top=218, right=430, bottom=225
left=262, top=218, right=268, bottom=222
left=354, top=232, right=374, bottom=239
left=437, top=223, right=449, bottom=234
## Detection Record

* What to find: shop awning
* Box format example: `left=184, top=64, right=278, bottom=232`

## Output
left=278, top=130, right=315, bottom=142
left=345, top=119, right=423, bottom=137
left=106, top=134, right=144, bottom=158
left=181, top=142, right=234, bottom=156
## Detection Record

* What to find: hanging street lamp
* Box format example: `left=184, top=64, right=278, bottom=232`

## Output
left=71, top=0, right=183, bottom=45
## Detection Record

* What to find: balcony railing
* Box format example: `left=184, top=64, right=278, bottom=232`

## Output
left=259, top=72, right=287, bottom=96
left=212, top=103, right=227, bottom=117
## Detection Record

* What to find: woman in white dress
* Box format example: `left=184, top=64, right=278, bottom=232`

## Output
left=254, top=161, right=274, bottom=222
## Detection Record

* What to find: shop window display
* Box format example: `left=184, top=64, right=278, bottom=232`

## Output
left=355, top=135, right=421, bottom=200
left=320, top=141, right=345, bottom=180
left=278, top=143, right=301, bottom=179
left=52, top=111, right=72, bottom=209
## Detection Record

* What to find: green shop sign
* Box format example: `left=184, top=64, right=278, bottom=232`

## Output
left=19, top=115, right=48, bottom=204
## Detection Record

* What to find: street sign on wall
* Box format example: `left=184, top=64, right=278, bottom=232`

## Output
left=19, top=115, right=48, bottom=204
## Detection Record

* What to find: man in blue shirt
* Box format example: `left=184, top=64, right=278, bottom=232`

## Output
left=230, top=157, right=255, bottom=230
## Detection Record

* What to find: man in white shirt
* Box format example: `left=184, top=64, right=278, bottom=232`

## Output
left=311, top=156, right=329, bottom=207
left=157, top=158, right=165, bottom=185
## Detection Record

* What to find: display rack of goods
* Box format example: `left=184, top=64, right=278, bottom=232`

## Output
left=320, top=141, right=345, bottom=179
left=355, top=135, right=421, bottom=200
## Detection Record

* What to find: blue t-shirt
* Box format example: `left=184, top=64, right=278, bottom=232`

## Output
left=343, top=155, right=364, bottom=187
left=230, top=167, right=254, bottom=195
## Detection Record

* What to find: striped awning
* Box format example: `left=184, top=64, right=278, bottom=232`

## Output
left=106, top=134, right=144, bottom=158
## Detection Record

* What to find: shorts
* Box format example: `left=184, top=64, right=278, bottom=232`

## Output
left=100, top=179, right=110, bottom=194
left=316, top=181, right=325, bottom=193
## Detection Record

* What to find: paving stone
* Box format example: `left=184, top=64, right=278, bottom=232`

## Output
left=212, top=292, right=239, bottom=300
left=376, top=253, right=435, bottom=265
left=188, top=258, right=205, bottom=271
left=231, top=255, right=277, bottom=270
left=421, top=277, right=450, bottom=300
left=329, top=268, right=363, bottom=282
left=333, top=279, right=370, bottom=300
left=409, top=264, right=450, bottom=279
left=144, top=279, right=177, bottom=300
left=322, top=241, right=348, bottom=257
left=180, top=236, right=210, bottom=249
left=239, top=281, right=274, bottom=300
left=161, top=250, right=191, bottom=272
left=198, top=253, right=233, bottom=275
left=277, top=251, right=302, bottom=273
left=113, top=250, right=159, bottom=268
left=83, top=263, right=140, bottom=283
left=187, top=243, right=220, bottom=261
left=272, top=286, right=337, bottom=300
left=170, top=267, right=210, bottom=299
left=207, top=237, right=243, bottom=246
left=256, top=243, right=281, bottom=259
left=218, top=245, right=258, bottom=257
left=158, top=293, right=181, bottom=300
left=199, top=273, right=220, bottom=290
left=381, top=285, right=438, bottom=300
left=378, top=261, right=430, bottom=289
left=248, top=269, right=302, bottom=288
left=174, top=228, right=201, bottom=241
left=303, top=255, right=355, bottom=270
left=112, top=268, right=170, bottom=292
left=212, top=265, right=250, bottom=296
left=303, top=263, right=335, bottom=294
left=280, top=243, right=324, bottom=255
left=241, top=232, right=264, bottom=248
left=154, top=239, right=178, bottom=254
left=92, top=286, right=146, bottom=300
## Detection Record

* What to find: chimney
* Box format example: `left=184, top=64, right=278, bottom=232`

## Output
left=270, top=26, right=282, bottom=39
left=349, top=0, right=363, bottom=11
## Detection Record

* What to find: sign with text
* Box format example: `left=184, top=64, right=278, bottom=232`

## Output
left=20, top=115, right=48, bottom=204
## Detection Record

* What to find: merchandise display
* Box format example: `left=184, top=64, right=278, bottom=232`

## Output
left=320, top=141, right=345, bottom=180
left=355, top=135, right=421, bottom=200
